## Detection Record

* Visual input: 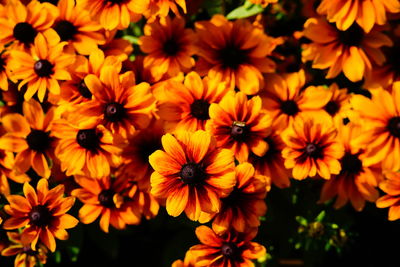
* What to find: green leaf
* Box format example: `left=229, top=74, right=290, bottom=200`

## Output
left=315, top=210, right=326, bottom=222
left=67, top=246, right=80, bottom=262
left=203, top=0, right=223, bottom=16
left=227, top=1, right=264, bottom=20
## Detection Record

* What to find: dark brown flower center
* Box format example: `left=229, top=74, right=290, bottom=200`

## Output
left=76, top=129, right=100, bottom=151
left=221, top=242, right=239, bottom=258
left=34, top=60, right=54, bottom=77
left=163, top=38, right=179, bottom=56
left=27, top=129, right=51, bottom=152
left=338, top=24, right=364, bottom=47
left=281, top=100, right=299, bottom=116
left=54, top=20, right=77, bottom=41
left=13, top=22, right=37, bottom=45
left=98, top=189, right=115, bottom=208
left=231, top=121, right=248, bottom=141
left=104, top=102, right=125, bottom=122
left=29, top=205, right=52, bottom=227
left=341, top=153, right=362, bottom=175
left=388, top=117, right=400, bottom=138
left=190, top=99, right=210, bottom=120
left=219, top=43, right=248, bottom=69
left=304, top=143, right=321, bottom=158
left=180, top=163, right=205, bottom=185
left=325, top=100, right=340, bottom=116
left=78, top=79, right=92, bottom=99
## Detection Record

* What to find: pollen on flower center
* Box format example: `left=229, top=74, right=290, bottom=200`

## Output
left=163, top=38, right=180, bottom=56
left=280, top=100, right=299, bottom=116
left=29, top=205, right=52, bottom=227
left=305, top=143, right=321, bottom=158
left=341, top=153, right=363, bottom=175
left=180, top=163, right=206, bottom=185
left=98, top=189, right=115, bottom=208
left=54, top=20, right=78, bottom=41
left=34, top=60, right=54, bottom=77
left=104, top=102, right=125, bottom=122
left=26, top=129, right=51, bottom=152
left=78, top=80, right=92, bottom=99
left=387, top=117, right=400, bottom=138
left=190, top=99, right=210, bottom=120
left=337, top=24, right=364, bottom=47
left=325, top=100, right=340, bottom=116
left=76, top=129, right=100, bottom=150
left=13, top=22, right=37, bottom=45
left=221, top=242, right=239, bottom=258
left=219, top=43, right=248, bottom=69
left=231, top=121, right=248, bottom=141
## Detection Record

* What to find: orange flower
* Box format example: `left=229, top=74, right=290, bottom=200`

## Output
left=317, top=0, right=400, bottom=33
left=0, top=150, right=30, bottom=196
left=207, top=91, right=272, bottom=163
left=139, top=16, right=196, bottom=81
left=51, top=119, right=122, bottom=178
left=302, top=17, right=393, bottom=82
left=156, top=72, right=231, bottom=132
left=189, top=226, right=266, bottom=267
left=319, top=123, right=382, bottom=211
left=2, top=179, right=78, bottom=252
left=149, top=130, right=236, bottom=221
left=0, top=99, right=56, bottom=178
left=319, top=83, right=353, bottom=125
left=281, top=116, right=344, bottom=180
left=376, top=171, right=400, bottom=221
left=1, top=232, right=48, bottom=267
left=350, top=81, right=400, bottom=171
left=195, top=15, right=277, bottom=95
left=212, top=163, right=267, bottom=234
left=53, top=0, right=105, bottom=55
left=9, top=33, right=74, bottom=102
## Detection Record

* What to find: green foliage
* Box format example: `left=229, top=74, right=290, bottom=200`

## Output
left=227, top=0, right=264, bottom=19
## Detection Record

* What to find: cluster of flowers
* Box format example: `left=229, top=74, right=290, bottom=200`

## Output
left=0, top=0, right=400, bottom=266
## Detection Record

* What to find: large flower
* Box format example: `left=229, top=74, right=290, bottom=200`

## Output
left=195, top=15, right=277, bottom=95
left=2, top=179, right=78, bottom=252
left=376, top=171, right=400, bottom=221
left=149, top=130, right=236, bottom=221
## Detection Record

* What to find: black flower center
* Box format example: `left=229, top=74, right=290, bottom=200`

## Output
left=231, top=121, right=248, bottom=141
left=338, top=24, right=364, bottom=47
left=304, top=143, right=321, bottom=158
left=78, top=79, right=92, bottom=99
left=34, top=60, right=54, bottom=77
left=341, top=153, right=363, bottom=175
left=13, top=22, right=37, bottom=45
left=29, top=205, right=52, bottom=227
left=26, top=130, right=51, bottom=152
left=54, top=20, right=77, bottom=41
left=76, top=129, right=100, bottom=151
left=163, top=38, right=179, bottom=56
left=281, top=100, right=299, bottom=116
left=219, top=43, right=248, bottom=69
left=221, top=242, right=240, bottom=259
left=180, top=163, right=206, bottom=185
left=325, top=101, right=340, bottom=116
left=104, top=102, right=125, bottom=122
left=190, top=99, right=210, bottom=120
left=98, top=189, right=115, bottom=208
left=388, top=117, right=400, bottom=138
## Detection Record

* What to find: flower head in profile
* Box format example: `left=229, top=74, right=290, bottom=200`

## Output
left=376, top=171, right=400, bottom=221
left=2, top=179, right=78, bottom=252
left=149, top=130, right=236, bottom=221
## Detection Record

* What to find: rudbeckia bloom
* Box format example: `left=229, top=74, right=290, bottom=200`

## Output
left=262, top=70, right=331, bottom=132
left=1, top=232, right=48, bottom=267
left=51, top=119, right=122, bottom=178
left=207, top=91, right=272, bottom=163
left=376, top=171, right=400, bottom=221
left=320, top=83, right=352, bottom=125
left=189, top=226, right=266, bottom=267
left=319, top=123, right=381, bottom=211
left=9, top=33, right=74, bottom=102
left=0, top=99, right=56, bottom=178
left=317, top=0, right=400, bottom=33
left=2, top=179, right=78, bottom=252
left=156, top=72, right=231, bottom=132
left=139, top=16, right=196, bottom=81
left=53, top=0, right=105, bottom=55
left=281, top=116, right=344, bottom=180
left=195, top=15, right=277, bottom=95
left=211, top=163, right=267, bottom=234
left=351, top=81, right=400, bottom=171
left=149, top=130, right=236, bottom=221
left=302, top=18, right=393, bottom=82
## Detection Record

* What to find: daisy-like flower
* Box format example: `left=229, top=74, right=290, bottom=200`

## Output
left=0, top=147, right=30, bottom=196
left=0, top=99, right=56, bottom=178
left=317, top=0, right=400, bottom=33
left=319, top=123, right=382, bottom=211
left=320, top=83, right=352, bottom=125
left=1, top=232, right=48, bottom=267
left=74, top=66, right=155, bottom=138
left=262, top=70, right=331, bottom=132
left=52, top=0, right=105, bottom=55
left=207, top=91, right=272, bottom=163
left=212, top=163, right=267, bottom=234
left=302, top=17, right=393, bottom=82
left=281, top=116, right=344, bottom=180
left=195, top=15, right=278, bottom=95
left=0, top=0, right=57, bottom=50
left=156, top=72, right=231, bottom=132
left=139, top=16, right=196, bottom=81
left=376, top=171, right=400, bottom=221
left=149, top=130, right=236, bottom=221
left=51, top=118, right=122, bottom=178
left=351, top=81, right=400, bottom=171
left=2, top=179, right=78, bottom=252
left=189, top=226, right=266, bottom=267
left=9, top=33, right=74, bottom=102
